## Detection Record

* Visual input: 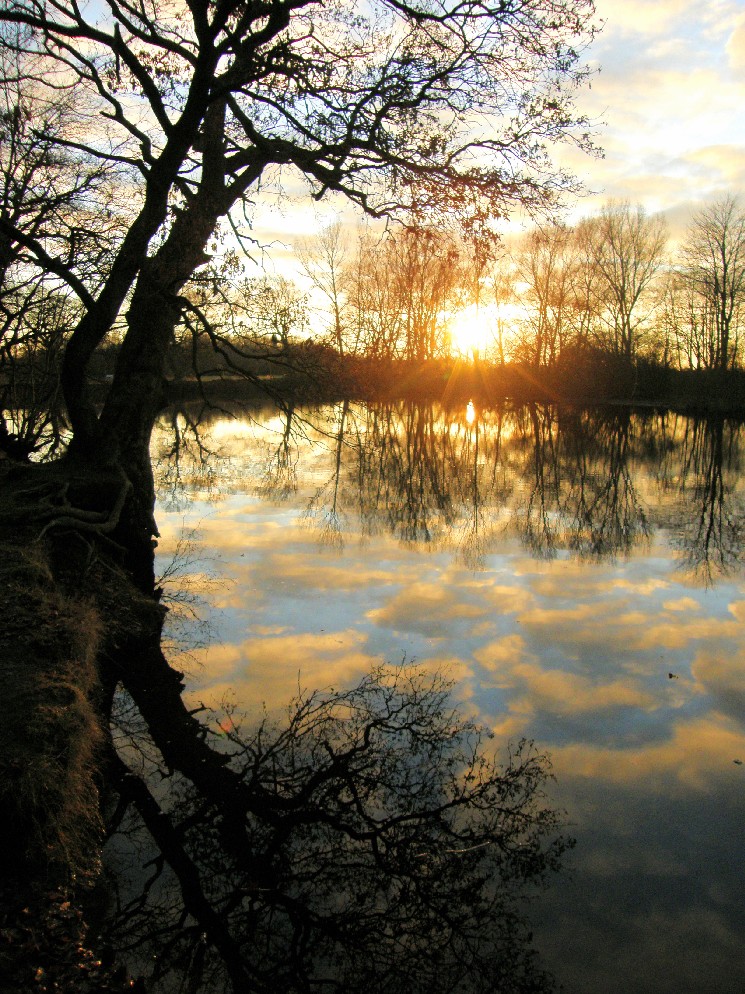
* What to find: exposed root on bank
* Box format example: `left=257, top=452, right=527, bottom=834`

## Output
left=35, top=477, right=133, bottom=542
left=0, top=461, right=134, bottom=544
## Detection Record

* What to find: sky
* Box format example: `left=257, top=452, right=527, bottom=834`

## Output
left=249, top=0, right=745, bottom=277
left=562, top=0, right=745, bottom=228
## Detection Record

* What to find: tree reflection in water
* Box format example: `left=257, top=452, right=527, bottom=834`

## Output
left=103, top=668, right=570, bottom=994
left=160, top=400, right=744, bottom=580
left=128, top=398, right=745, bottom=994
left=133, top=399, right=745, bottom=991
left=150, top=401, right=745, bottom=587
left=669, top=415, right=745, bottom=583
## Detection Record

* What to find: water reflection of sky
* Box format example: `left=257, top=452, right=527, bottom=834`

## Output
left=154, top=405, right=745, bottom=994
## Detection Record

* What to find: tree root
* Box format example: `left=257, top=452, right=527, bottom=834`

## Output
left=35, top=477, right=133, bottom=541
left=0, top=461, right=134, bottom=542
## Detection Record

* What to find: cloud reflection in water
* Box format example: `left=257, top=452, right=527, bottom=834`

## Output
left=154, top=402, right=745, bottom=994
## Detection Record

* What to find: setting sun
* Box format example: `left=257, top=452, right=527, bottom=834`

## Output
left=447, top=302, right=522, bottom=359
left=447, top=304, right=496, bottom=357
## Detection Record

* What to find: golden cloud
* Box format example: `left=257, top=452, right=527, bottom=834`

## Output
left=662, top=596, right=701, bottom=613
left=473, top=633, right=531, bottom=673
left=480, top=656, right=656, bottom=716
left=253, top=555, right=411, bottom=590
left=728, top=599, right=745, bottom=622
left=488, top=713, right=530, bottom=740
left=366, top=581, right=489, bottom=636
left=184, top=629, right=379, bottom=714
left=551, top=717, right=745, bottom=792
left=517, top=600, right=740, bottom=654
left=692, top=648, right=745, bottom=725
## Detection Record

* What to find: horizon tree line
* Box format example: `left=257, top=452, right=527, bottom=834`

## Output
left=290, top=193, right=745, bottom=370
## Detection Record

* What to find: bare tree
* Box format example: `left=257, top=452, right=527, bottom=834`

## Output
left=392, top=225, right=466, bottom=361
left=0, top=0, right=599, bottom=951
left=236, top=275, right=308, bottom=349
left=514, top=223, right=575, bottom=367
left=106, top=667, right=571, bottom=994
left=0, top=0, right=598, bottom=503
left=659, top=269, right=712, bottom=370
left=679, top=194, right=745, bottom=370
left=0, top=42, right=120, bottom=456
left=476, top=257, right=518, bottom=365
left=297, top=219, right=351, bottom=354
left=343, top=225, right=470, bottom=361
left=345, top=228, right=406, bottom=360
left=580, top=202, right=668, bottom=360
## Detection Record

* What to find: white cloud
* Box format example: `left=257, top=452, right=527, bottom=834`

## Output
left=556, top=0, right=745, bottom=220
left=596, top=0, right=700, bottom=39
left=727, top=12, right=745, bottom=76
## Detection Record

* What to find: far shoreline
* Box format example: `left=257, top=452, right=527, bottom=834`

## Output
left=158, top=353, right=745, bottom=418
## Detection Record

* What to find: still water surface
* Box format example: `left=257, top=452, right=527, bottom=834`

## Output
left=153, top=401, right=745, bottom=994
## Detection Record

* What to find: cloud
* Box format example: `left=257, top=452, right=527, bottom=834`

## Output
left=597, top=0, right=700, bottom=39
left=184, top=642, right=247, bottom=684
left=517, top=599, right=740, bottom=655
left=366, top=581, right=491, bottom=637
left=184, top=629, right=378, bottom=713
left=488, top=712, right=530, bottom=740
left=684, top=145, right=745, bottom=190
left=530, top=571, right=643, bottom=599
left=663, top=596, right=701, bottom=613
left=509, top=663, right=655, bottom=716
left=637, top=616, right=740, bottom=651
left=252, top=554, right=407, bottom=592
left=412, top=654, right=477, bottom=691
left=726, top=12, right=745, bottom=76
left=729, top=600, right=745, bottom=622
left=557, top=0, right=745, bottom=216
left=551, top=717, right=745, bottom=791
left=692, top=649, right=745, bottom=726
left=474, top=633, right=530, bottom=673
left=515, top=602, right=614, bottom=645
left=474, top=636, right=656, bottom=717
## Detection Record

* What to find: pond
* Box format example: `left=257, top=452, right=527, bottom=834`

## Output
left=148, top=399, right=745, bottom=994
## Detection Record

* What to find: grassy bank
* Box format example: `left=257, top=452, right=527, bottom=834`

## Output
left=0, top=462, right=145, bottom=991
left=0, top=538, right=104, bottom=885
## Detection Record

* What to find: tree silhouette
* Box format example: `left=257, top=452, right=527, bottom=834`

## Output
left=0, top=0, right=599, bottom=955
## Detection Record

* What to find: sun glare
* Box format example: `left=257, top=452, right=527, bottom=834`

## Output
left=448, top=305, right=491, bottom=357
left=448, top=303, right=516, bottom=358
left=447, top=301, right=523, bottom=359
